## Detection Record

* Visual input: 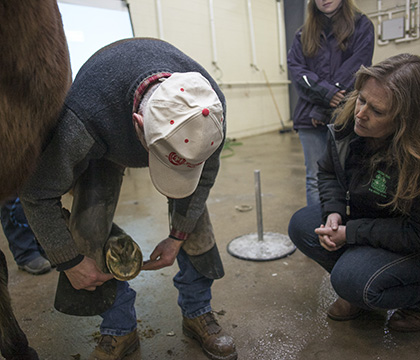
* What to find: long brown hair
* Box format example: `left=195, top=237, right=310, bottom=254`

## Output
left=301, top=0, right=360, bottom=58
left=334, top=54, right=420, bottom=214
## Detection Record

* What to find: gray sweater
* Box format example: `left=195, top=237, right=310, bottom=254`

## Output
left=20, top=38, right=226, bottom=266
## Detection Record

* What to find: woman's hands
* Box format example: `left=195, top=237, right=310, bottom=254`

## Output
left=315, top=212, right=346, bottom=251
left=330, top=90, right=346, bottom=107
left=312, top=90, right=346, bottom=127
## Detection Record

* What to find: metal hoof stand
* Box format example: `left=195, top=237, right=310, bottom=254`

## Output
left=227, top=170, right=296, bottom=261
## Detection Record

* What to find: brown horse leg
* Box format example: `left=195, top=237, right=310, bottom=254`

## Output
left=0, top=250, right=39, bottom=360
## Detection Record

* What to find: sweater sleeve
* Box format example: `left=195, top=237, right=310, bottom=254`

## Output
left=170, top=133, right=223, bottom=234
left=20, top=108, right=105, bottom=266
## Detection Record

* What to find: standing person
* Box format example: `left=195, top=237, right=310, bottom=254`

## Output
left=287, top=0, right=374, bottom=205
left=20, top=38, right=237, bottom=360
left=1, top=197, right=51, bottom=275
left=288, top=54, right=420, bottom=331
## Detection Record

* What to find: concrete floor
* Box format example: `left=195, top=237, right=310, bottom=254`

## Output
left=2, top=130, right=420, bottom=360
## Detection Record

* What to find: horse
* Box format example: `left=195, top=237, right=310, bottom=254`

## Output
left=0, top=1, right=71, bottom=358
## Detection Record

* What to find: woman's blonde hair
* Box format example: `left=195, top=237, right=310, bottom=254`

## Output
left=334, top=53, right=420, bottom=214
left=301, top=0, right=360, bottom=57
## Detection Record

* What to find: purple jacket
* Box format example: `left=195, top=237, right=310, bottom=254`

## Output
left=287, top=13, right=374, bottom=130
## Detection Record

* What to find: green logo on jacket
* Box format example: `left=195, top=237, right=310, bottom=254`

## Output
left=369, top=170, right=389, bottom=198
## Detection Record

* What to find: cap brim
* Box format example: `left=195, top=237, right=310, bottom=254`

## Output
left=148, top=150, right=204, bottom=199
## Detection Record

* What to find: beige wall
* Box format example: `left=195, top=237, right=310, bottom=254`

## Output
left=127, top=0, right=420, bottom=139
left=127, top=0, right=290, bottom=139
left=356, top=0, right=420, bottom=63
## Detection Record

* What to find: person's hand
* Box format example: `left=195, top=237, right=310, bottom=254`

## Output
left=315, top=212, right=345, bottom=251
left=64, top=256, right=114, bottom=291
left=141, top=237, right=184, bottom=271
left=315, top=224, right=346, bottom=251
left=325, top=212, right=342, bottom=230
left=311, top=118, right=325, bottom=127
left=330, top=90, right=346, bottom=107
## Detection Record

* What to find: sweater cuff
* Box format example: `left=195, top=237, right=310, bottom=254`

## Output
left=170, top=228, right=189, bottom=241
left=171, top=211, right=197, bottom=234
left=56, top=254, right=84, bottom=272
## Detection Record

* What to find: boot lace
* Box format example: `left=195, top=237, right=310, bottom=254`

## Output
left=97, top=335, right=117, bottom=353
left=202, top=312, right=221, bottom=335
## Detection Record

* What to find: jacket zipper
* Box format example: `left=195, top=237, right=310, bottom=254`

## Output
left=346, top=191, right=351, bottom=216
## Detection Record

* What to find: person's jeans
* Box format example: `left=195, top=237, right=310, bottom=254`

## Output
left=100, top=281, right=137, bottom=336
left=1, top=197, right=43, bottom=266
left=297, top=127, right=328, bottom=206
left=100, top=248, right=213, bottom=336
left=288, top=204, right=420, bottom=311
left=174, top=248, right=213, bottom=318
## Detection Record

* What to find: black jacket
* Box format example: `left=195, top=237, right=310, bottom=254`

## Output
left=317, top=124, right=420, bottom=254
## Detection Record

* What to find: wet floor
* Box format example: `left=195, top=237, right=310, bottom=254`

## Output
left=2, top=130, right=420, bottom=359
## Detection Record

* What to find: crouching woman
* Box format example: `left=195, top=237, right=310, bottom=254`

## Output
left=288, top=53, right=420, bottom=331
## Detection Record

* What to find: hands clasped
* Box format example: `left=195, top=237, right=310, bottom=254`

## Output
left=315, top=212, right=346, bottom=251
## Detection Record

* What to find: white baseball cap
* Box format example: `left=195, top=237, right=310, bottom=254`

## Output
left=143, top=72, right=224, bottom=199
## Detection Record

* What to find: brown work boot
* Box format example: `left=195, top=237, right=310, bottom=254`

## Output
left=389, top=309, right=420, bottom=332
left=183, top=312, right=237, bottom=360
left=89, top=330, right=140, bottom=360
left=327, top=297, right=366, bottom=321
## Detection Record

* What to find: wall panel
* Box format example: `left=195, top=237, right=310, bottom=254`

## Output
left=128, top=0, right=291, bottom=139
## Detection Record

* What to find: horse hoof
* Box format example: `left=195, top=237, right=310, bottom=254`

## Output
left=105, top=235, right=143, bottom=281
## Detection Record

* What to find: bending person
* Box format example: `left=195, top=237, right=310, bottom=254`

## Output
left=20, top=38, right=237, bottom=360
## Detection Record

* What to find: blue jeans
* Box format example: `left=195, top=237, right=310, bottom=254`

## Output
left=174, top=248, right=213, bottom=318
left=1, top=197, right=43, bottom=266
left=297, top=127, right=328, bottom=206
left=288, top=204, right=420, bottom=311
left=100, top=248, right=213, bottom=335
left=100, top=281, right=137, bottom=336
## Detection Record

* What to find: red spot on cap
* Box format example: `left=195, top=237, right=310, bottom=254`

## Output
left=170, top=120, right=174, bottom=125
left=185, top=139, right=189, bottom=143
left=180, top=88, right=184, bottom=92
left=211, top=141, right=214, bottom=146
left=202, top=108, right=210, bottom=117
